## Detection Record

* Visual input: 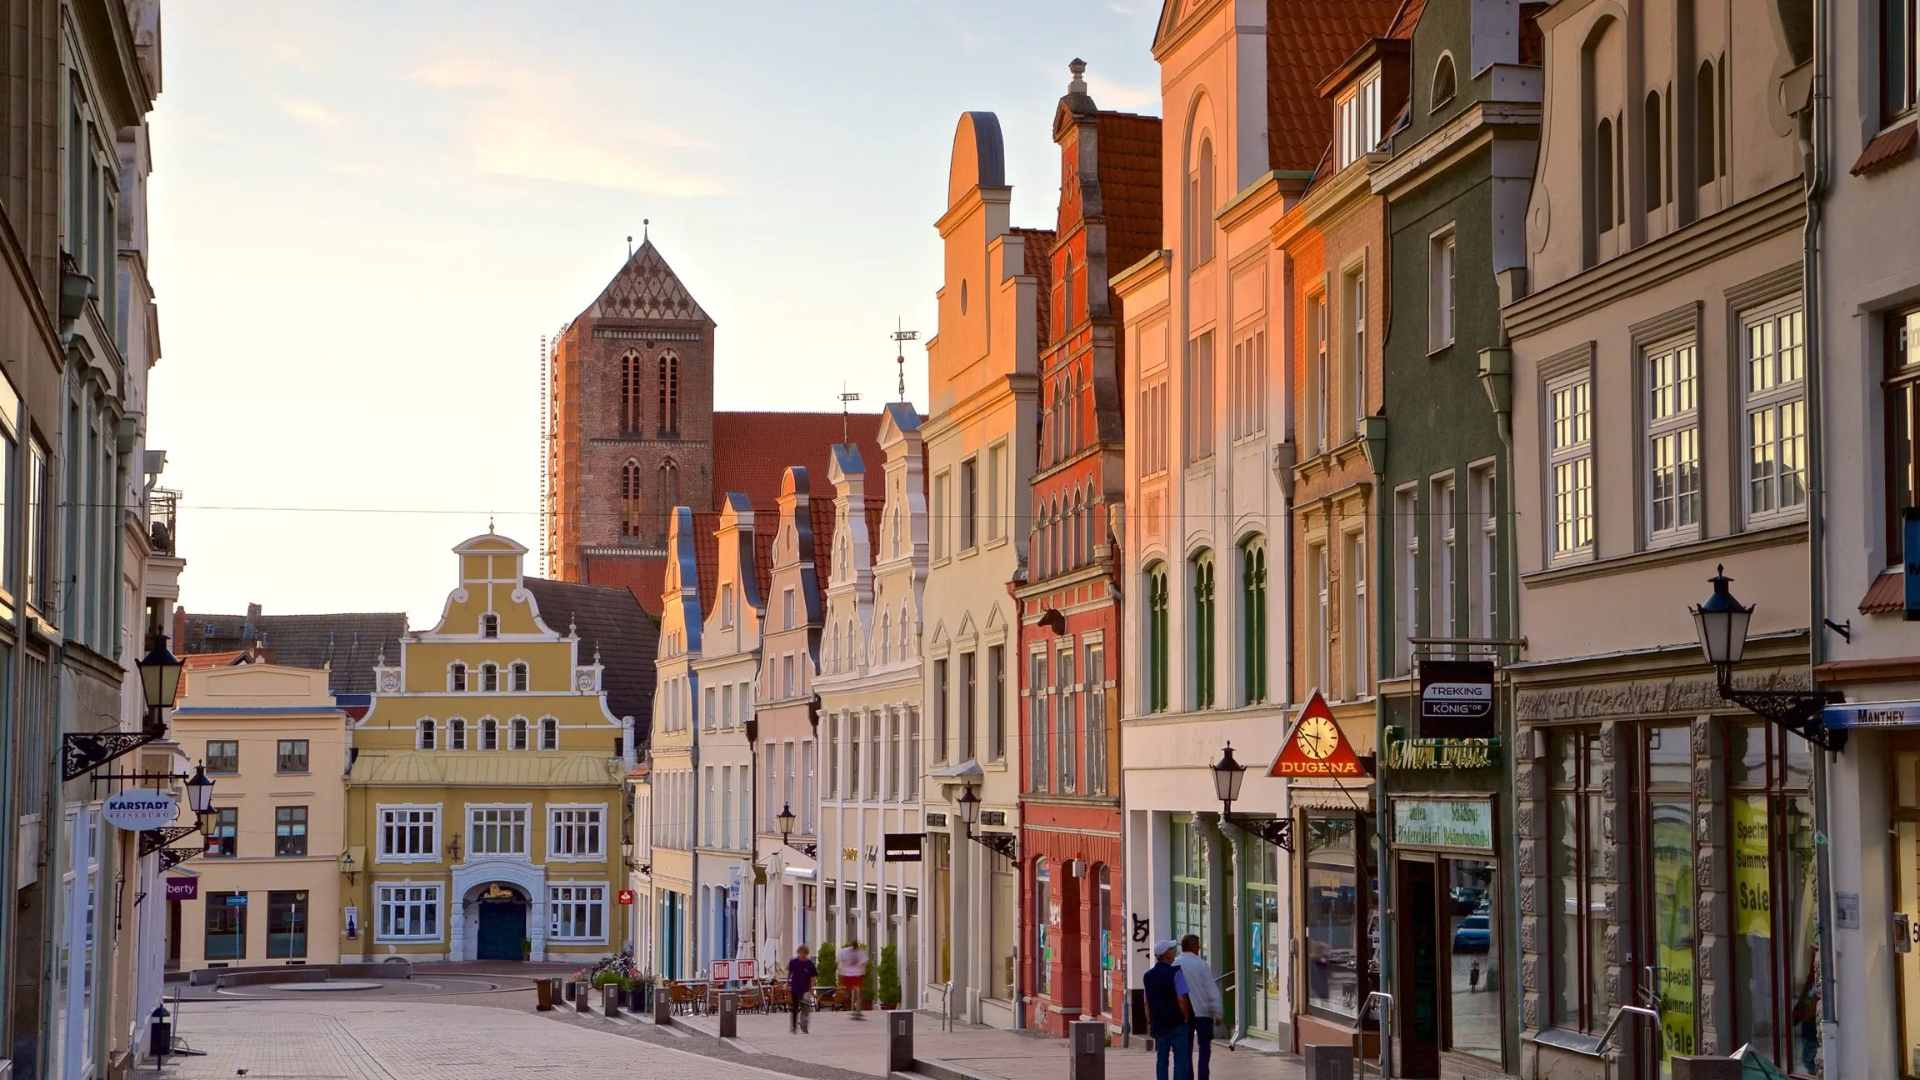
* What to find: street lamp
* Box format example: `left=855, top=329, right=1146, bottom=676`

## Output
left=63, top=633, right=188, bottom=783
left=185, top=763, right=216, bottom=832
left=953, top=784, right=1014, bottom=858
left=776, top=803, right=816, bottom=858
left=1689, top=565, right=1843, bottom=750
left=135, top=634, right=185, bottom=731
left=338, top=850, right=358, bottom=886
left=1211, top=743, right=1292, bottom=851
left=956, top=786, right=980, bottom=831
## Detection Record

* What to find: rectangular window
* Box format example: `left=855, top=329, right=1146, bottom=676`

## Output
left=1470, top=466, right=1498, bottom=641
left=721, top=766, right=733, bottom=849
left=274, top=806, right=308, bottom=857
left=205, top=891, right=246, bottom=959
left=550, top=884, right=606, bottom=941
left=378, top=806, right=437, bottom=861
left=959, top=650, right=977, bottom=761
left=704, top=686, right=716, bottom=730
left=1345, top=269, right=1368, bottom=434
left=1726, top=721, right=1817, bottom=1073
left=1433, top=476, right=1456, bottom=649
left=1309, top=544, right=1330, bottom=694
left=1029, top=649, right=1049, bottom=793
left=1548, top=373, right=1595, bottom=559
left=1230, top=328, right=1268, bottom=439
left=1056, top=645, right=1076, bottom=794
left=1743, top=301, right=1807, bottom=523
left=783, top=654, right=796, bottom=698
left=986, top=442, right=1005, bottom=542
left=266, top=890, right=309, bottom=959
left=721, top=583, right=734, bottom=627
left=988, top=644, right=1006, bottom=760
left=1142, top=379, right=1169, bottom=475
left=1345, top=531, right=1369, bottom=699
left=1646, top=337, right=1701, bottom=543
left=1187, top=332, right=1214, bottom=463
left=1548, top=731, right=1607, bottom=1032
left=470, top=806, right=529, bottom=856
left=960, top=457, right=979, bottom=549
left=932, top=471, right=950, bottom=560
left=848, top=714, right=864, bottom=800
left=207, top=808, right=238, bottom=858
left=552, top=806, right=605, bottom=859
left=206, top=740, right=239, bottom=774
left=1891, top=309, right=1920, bottom=559
left=1336, top=68, right=1382, bottom=170
left=886, top=712, right=900, bottom=801
left=827, top=715, right=840, bottom=798
left=375, top=884, right=441, bottom=942
left=869, top=710, right=882, bottom=798
left=803, top=739, right=818, bottom=828
left=276, top=739, right=309, bottom=774
left=26, top=439, right=47, bottom=610
left=783, top=587, right=796, bottom=630
left=1085, top=644, right=1107, bottom=795
left=1430, top=229, right=1456, bottom=350
left=932, top=658, right=950, bottom=763
left=1303, top=813, right=1376, bottom=1019
left=1885, top=0, right=1919, bottom=119
left=1311, top=294, right=1331, bottom=451
left=1395, top=485, right=1419, bottom=678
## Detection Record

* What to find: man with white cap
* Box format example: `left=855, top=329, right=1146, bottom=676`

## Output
left=1141, top=939, right=1194, bottom=1080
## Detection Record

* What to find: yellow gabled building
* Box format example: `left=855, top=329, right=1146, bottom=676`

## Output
left=344, top=533, right=636, bottom=963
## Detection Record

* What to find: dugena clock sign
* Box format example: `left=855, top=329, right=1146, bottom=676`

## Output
left=1268, top=691, right=1366, bottom=778
left=100, top=789, right=181, bottom=831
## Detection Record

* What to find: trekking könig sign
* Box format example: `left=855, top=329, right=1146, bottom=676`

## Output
left=1269, top=691, right=1366, bottom=778
left=1418, top=659, right=1496, bottom=739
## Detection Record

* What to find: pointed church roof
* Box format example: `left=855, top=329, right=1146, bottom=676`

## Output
left=584, top=239, right=712, bottom=323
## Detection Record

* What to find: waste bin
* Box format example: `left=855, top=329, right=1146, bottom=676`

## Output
left=536, top=979, right=554, bottom=1011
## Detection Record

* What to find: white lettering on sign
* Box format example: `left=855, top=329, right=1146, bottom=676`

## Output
left=1392, top=798, right=1495, bottom=851
left=100, top=790, right=182, bottom=831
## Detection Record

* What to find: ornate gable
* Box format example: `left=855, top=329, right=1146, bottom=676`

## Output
left=586, top=239, right=712, bottom=323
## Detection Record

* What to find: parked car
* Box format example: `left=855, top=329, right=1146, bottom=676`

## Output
left=1452, top=915, right=1491, bottom=953
left=1450, top=887, right=1486, bottom=916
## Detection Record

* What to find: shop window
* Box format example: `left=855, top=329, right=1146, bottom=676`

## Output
left=1242, top=845, right=1281, bottom=1034
left=1727, top=721, right=1818, bottom=1074
left=266, top=890, right=308, bottom=959
left=1095, top=864, right=1113, bottom=1020
left=1641, top=724, right=1697, bottom=1061
left=1888, top=308, right=1920, bottom=560
left=1034, top=857, right=1053, bottom=998
left=205, top=891, right=246, bottom=960
left=1170, top=815, right=1209, bottom=946
left=1547, top=730, right=1607, bottom=1032
left=1303, top=813, right=1376, bottom=1020
left=1445, top=858, right=1501, bottom=1061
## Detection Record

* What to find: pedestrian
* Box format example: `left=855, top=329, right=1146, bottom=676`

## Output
left=788, top=945, right=817, bottom=1033
left=1142, top=940, right=1194, bottom=1080
left=837, top=939, right=870, bottom=1020
left=1174, top=935, right=1221, bottom=1080
left=1468, top=960, right=1480, bottom=994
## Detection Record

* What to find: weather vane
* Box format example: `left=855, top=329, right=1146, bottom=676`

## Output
left=840, top=384, right=861, bottom=443
left=891, top=318, right=919, bottom=403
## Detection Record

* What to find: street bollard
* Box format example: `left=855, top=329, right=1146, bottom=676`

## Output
left=718, top=991, right=738, bottom=1039
left=603, top=984, right=621, bottom=1018
left=887, top=1010, right=915, bottom=1074
left=1303, top=1043, right=1354, bottom=1080
left=653, top=986, right=672, bottom=1025
left=1671, top=1058, right=1744, bottom=1080
left=575, top=982, right=592, bottom=1013
left=1068, top=1019, right=1104, bottom=1080
left=536, top=978, right=554, bottom=1011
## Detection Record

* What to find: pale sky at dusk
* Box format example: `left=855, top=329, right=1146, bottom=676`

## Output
left=146, top=1, right=1163, bottom=626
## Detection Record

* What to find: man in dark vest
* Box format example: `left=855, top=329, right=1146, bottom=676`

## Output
left=1142, top=939, right=1193, bottom=1080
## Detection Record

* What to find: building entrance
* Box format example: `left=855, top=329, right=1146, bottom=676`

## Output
left=476, top=887, right=528, bottom=961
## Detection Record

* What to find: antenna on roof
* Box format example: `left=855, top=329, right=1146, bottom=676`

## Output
left=839, top=384, right=862, bottom=443
left=891, top=319, right=919, bottom=403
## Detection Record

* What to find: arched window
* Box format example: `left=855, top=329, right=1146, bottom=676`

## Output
left=621, top=350, right=643, bottom=431
left=1051, top=496, right=1064, bottom=576
left=1034, top=857, right=1053, bottom=998
left=1241, top=538, right=1268, bottom=704
left=1085, top=497, right=1098, bottom=565
left=540, top=717, right=559, bottom=750
left=1146, top=563, right=1170, bottom=713
left=881, top=612, right=892, bottom=664
left=1192, top=550, right=1216, bottom=709
left=1695, top=61, right=1718, bottom=185
left=511, top=662, right=529, bottom=692
left=510, top=717, right=529, bottom=751
left=621, top=460, right=644, bottom=538
left=1190, top=136, right=1215, bottom=265
left=481, top=717, right=499, bottom=750
left=416, top=718, right=437, bottom=750
left=832, top=623, right=842, bottom=671
left=1595, top=116, right=1617, bottom=229
left=1644, top=91, right=1665, bottom=209
left=1061, top=252, right=1075, bottom=337
left=659, top=459, right=680, bottom=525
left=1065, top=372, right=1079, bottom=455
left=899, top=605, right=911, bottom=657
left=1432, top=53, right=1457, bottom=110
left=658, top=353, right=679, bottom=435
left=449, top=662, right=468, bottom=693
left=481, top=662, right=499, bottom=692
left=482, top=613, right=499, bottom=639
left=448, top=718, right=468, bottom=751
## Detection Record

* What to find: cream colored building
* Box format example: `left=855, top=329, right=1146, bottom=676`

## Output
left=691, top=495, right=761, bottom=971
left=919, top=112, right=1040, bottom=1029
left=171, top=663, right=346, bottom=966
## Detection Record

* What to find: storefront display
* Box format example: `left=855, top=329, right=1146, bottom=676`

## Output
left=1303, top=813, right=1373, bottom=1020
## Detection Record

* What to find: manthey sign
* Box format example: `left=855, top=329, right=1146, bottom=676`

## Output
left=1269, top=691, right=1367, bottom=779
left=1393, top=798, right=1495, bottom=851
left=1418, top=660, right=1496, bottom=738
left=1386, top=736, right=1500, bottom=771
left=100, top=789, right=181, bottom=832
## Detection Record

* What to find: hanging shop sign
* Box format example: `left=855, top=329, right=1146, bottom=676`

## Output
left=1269, top=691, right=1367, bottom=778
left=164, top=877, right=198, bottom=902
left=1418, top=660, right=1496, bottom=738
left=100, top=789, right=181, bottom=832
left=884, top=833, right=924, bottom=862
left=1822, top=701, right=1920, bottom=729
left=1386, top=736, right=1500, bottom=771
left=617, top=889, right=635, bottom=906
left=1392, top=798, right=1494, bottom=851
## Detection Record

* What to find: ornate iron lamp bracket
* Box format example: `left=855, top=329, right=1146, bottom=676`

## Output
left=969, top=831, right=1017, bottom=860
left=139, top=827, right=202, bottom=857
left=1717, top=676, right=1846, bottom=752
left=157, top=845, right=202, bottom=873
left=62, top=730, right=162, bottom=783
left=1226, top=813, right=1295, bottom=851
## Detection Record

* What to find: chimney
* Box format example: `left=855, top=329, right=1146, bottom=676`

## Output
left=622, top=717, right=637, bottom=772
left=246, top=602, right=262, bottom=618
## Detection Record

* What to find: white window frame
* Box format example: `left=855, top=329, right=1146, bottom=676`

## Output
left=1645, top=335, right=1702, bottom=546
left=1336, top=68, right=1383, bottom=170
left=1740, top=299, right=1807, bottom=526
left=548, top=803, right=607, bottom=862
left=1546, top=369, right=1595, bottom=563
left=448, top=662, right=467, bottom=693
left=510, top=662, right=529, bottom=692
left=1344, top=529, right=1370, bottom=700
left=374, top=882, right=443, bottom=943
left=1429, top=227, right=1456, bottom=352
left=1345, top=266, right=1368, bottom=434
left=376, top=804, right=440, bottom=863
left=480, top=662, right=499, bottom=693
left=539, top=717, right=559, bottom=751
left=1395, top=484, right=1420, bottom=678
left=447, top=717, right=468, bottom=751
left=1187, top=331, right=1215, bottom=463
left=415, top=719, right=437, bottom=751
left=548, top=883, right=608, bottom=942
left=1231, top=327, right=1268, bottom=440
left=932, top=469, right=950, bottom=561
left=986, top=440, right=1006, bottom=542
left=480, top=716, right=499, bottom=751
left=1470, top=464, right=1498, bottom=640
left=509, top=716, right=529, bottom=751
left=1309, top=543, right=1330, bottom=694
left=468, top=804, right=530, bottom=857
left=1432, top=474, right=1456, bottom=650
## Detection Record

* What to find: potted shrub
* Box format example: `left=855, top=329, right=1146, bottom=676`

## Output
left=876, top=945, right=901, bottom=1010
left=520, top=937, right=532, bottom=961
left=818, top=941, right=837, bottom=1008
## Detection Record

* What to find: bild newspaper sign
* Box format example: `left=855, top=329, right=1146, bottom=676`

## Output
left=1418, top=659, right=1495, bottom=738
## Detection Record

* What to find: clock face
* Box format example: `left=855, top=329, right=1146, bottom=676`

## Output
left=1296, top=716, right=1340, bottom=760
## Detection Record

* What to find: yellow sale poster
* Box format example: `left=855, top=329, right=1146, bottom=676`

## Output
left=1732, top=797, right=1772, bottom=939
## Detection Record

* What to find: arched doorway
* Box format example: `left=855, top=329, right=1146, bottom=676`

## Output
left=475, top=883, right=529, bottom=961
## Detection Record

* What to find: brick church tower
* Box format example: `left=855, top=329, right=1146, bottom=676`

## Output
left=547, top=239, right=717, bottom=592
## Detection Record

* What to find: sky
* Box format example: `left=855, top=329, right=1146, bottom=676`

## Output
left=146, top=1, right=1165, bottom=627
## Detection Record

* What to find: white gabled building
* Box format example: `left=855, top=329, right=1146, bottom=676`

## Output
left=691, top=494, right=762, bottom=971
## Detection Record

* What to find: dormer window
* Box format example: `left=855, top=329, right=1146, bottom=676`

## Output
left=450, top=663, right=468, bottom=693
left=1337, top=68, right=1383, bottom=170
left=481, top=663, right=499, bottom=692
left=511, top=662, right=529, bottom=692
left=482, top=614, right=499, bottom=638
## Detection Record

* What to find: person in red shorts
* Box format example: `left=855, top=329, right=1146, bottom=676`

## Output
left=836, top=939, right=870, bottom=1019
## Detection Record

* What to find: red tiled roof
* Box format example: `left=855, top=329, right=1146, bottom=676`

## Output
left=865, top=502, right=885, bottom=563
left=183, top=650, right=252, bottom=670
left=1519, top=3, right=1546, bottom=66
left=751, top=519, right=776, bottom=608
left=690, top=510, right=723, bottom=618
left=712, top=412, right=887, bottom=516
left=809, top=488, right=838, bottom=590
left=1012, top=227, right=1058, bottom=359
left=1267, top=0, right=1404, bottom=172
left=1861, top=570, right=1905, bottom=615
left=1384, top=0, right=1426, bottom=39
left=1852, top=121, right=1918, bottom=177
left=1096, top=112, right=1166, bottom=276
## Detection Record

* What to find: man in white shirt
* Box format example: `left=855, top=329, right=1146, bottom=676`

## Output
left=1174, top=935, right=1222, bottom=1080
left=837, top=939, right=870, bottom=1019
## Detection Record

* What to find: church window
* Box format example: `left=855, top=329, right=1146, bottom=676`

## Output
left=659, top=460, right=680, bottom=524
left=659, top=354, right=680, bottom=435
left=621, top=350, right=643, bottom=431
left=449, top=663, right=467, bottom=693
left=621, top=461, right=644, bottom=538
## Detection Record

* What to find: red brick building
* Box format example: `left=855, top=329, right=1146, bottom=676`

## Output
left=1016, top=60, right=1160, bottom=1038
left=545, top=240, right=883, bottom=613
